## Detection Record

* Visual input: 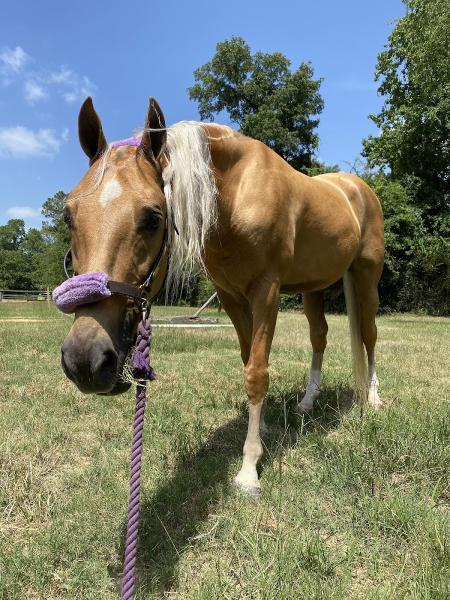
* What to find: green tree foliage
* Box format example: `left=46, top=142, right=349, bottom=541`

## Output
left=0, top=219, right=26, bottom=250
left=363, top=0, right=450, bottom=220
left=372, top=174, right=449, bottom=314
left=21, top=228, right=45, bottom=257
left=0, top=220, right=38, bottom=289
left=0, top=192, right=69, bottom=291
left=38, top=191, right=70, bottom=288
left=361, top=0, right=449, bottom=314
left=188, top=37, right=324, bottom=170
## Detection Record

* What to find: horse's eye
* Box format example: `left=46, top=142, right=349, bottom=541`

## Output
left=63, top=206, right=73, bottom=229
left=139, top=208, right=162, bottom=231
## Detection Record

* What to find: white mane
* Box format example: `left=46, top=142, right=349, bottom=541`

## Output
left=162, top=121, right=218, bottom=298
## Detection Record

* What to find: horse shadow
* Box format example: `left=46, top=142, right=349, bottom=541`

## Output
left=110, top=383, right=355, bottom=596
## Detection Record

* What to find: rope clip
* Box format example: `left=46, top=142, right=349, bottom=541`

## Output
left=140, top=298, right=149, bottom=322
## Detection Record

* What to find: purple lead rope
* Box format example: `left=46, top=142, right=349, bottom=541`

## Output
left=52, top=272, right=157, bottom=598
left=121, top=317, right=156, bottom=600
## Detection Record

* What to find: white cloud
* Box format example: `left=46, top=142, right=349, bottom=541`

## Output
left=49, top=66, right=72, bottom=85
left=0, top=126, right=68, bottom=158
left=6, top=205, right=41, bottom=219
left=24, top=79, right=48, bottom=103
left=49, top=67, right=96, bottom=103
left=61, top=127, right=69, bottom=142
left=0, top=47, right=96, bottom=103
left=0, top=46, right=29, bottom=74
left=63, top=91, right=78, bottom=103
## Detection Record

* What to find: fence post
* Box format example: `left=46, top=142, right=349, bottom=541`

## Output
left=47, top=287, right=50, bottom=305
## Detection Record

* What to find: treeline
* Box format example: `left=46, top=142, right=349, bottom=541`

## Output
left=1, top=0, right=448, bottom=314
left=0, top=191, right=68, bottom=290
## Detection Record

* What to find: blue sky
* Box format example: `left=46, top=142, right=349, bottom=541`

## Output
left=0, top=0, right=405, bottom=229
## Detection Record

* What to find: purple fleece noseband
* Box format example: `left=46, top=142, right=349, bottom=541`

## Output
left=52, top=272, right=111, bottom=313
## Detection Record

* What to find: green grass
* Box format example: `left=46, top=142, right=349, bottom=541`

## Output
left=0, top=302, right=448, bottom=599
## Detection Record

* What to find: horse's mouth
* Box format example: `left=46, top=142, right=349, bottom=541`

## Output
left=97, top=310, right=139, bottom=395
left=96, top=350, right=132, bottom=396
left=98, top=379, right=131, bottom=396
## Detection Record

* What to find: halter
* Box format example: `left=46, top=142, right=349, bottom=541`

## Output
left=58, top=215, right=169, bottom=311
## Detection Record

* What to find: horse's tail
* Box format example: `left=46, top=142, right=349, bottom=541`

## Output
left=343, top=271, right=367, bottom=402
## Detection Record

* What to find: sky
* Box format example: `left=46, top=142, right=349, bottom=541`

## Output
left=0, top=0, right=405, bottom=229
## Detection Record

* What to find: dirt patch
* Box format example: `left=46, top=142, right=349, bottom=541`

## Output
left=0, top=318, right=54, bottom=323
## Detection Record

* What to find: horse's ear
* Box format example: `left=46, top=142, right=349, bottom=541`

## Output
left=78, top=97, right=107, bottom=163
left=140, top=97, right=167, bottom=163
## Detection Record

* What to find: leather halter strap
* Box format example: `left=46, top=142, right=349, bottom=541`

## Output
left=63, top=216, right=169, bottom=305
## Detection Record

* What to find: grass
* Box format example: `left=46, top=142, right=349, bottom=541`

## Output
left=0, top=302, right=448, bottom=599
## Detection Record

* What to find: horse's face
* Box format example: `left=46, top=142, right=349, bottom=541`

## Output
left=61, top=97, right=167, bottom=394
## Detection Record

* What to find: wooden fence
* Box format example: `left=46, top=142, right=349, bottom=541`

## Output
left=0, top=289, right=51, bottom=302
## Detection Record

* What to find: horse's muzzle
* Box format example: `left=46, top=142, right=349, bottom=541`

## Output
left=61, top=337, right=125, bottom=394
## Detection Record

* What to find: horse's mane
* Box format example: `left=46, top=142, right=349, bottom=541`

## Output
left=93, top=121, right=219, bottom=300
left=162, top=121, right=218, bottom=299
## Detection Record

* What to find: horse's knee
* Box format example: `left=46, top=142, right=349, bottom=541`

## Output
left=244, top=364, right=269, bottom=403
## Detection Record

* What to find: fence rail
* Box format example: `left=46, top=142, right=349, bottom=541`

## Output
left=0, top=289, right=51, bottom=302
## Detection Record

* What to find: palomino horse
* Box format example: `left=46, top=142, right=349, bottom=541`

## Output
left=60, top=97, right=384, bottom=495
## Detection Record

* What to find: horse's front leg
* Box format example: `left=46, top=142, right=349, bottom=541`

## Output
left=234, top=277, right=280, bottom=497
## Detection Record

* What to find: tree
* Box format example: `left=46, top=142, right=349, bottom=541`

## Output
left=21, top=228, right=45, bottom=257
left=0, top=219, right=25, bottom=250
left=188, top=37, right=324, bottom=170
left=361, top=0, right=449, bottom=315
left=0, top=221, right=47, bottom=289
left=362, top=0, right=450, bottom=219
left=0, top=249, right=34, bottom=289
left=41, top=191, right=68, bottom=232
left=38, top=191, right=70, bottom=288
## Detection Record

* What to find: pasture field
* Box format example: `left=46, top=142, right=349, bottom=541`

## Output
left=0, top=302, right=448, bottom=599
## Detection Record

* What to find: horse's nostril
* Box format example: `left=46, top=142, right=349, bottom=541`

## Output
left=93, top=349, right=118, bottom=378
left=61, top=348, right=74, bottom=381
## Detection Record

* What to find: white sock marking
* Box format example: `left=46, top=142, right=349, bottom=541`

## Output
left=368, top=359, right=382, bottom=408
left=299, top=352, right=323, bottom=412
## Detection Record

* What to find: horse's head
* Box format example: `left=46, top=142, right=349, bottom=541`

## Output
left=60, top=97, right=168, bottom=394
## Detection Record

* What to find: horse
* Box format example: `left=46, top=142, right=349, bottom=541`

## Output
left=60, top=96, right=384, bottom=495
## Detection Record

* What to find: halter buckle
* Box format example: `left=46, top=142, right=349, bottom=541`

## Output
left=141, top=298, right=149, bottom=322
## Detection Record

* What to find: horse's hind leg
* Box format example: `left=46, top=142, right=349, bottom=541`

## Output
left=298, top=291, right=328, bottom=413
left=234, top=276, right=280, bottom=496
left=351, top=263, right=383, bottom=409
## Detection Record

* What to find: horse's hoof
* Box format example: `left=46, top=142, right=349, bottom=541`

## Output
left=368, top=391, right=385, bottom=410
left=296, top=401, right=313, bottom=415
left=234, top=478, right=261, bottom=499
left=369, top=398, right=385, bottom=411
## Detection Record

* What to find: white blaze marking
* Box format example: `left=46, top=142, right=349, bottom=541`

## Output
left=99, top=177, right=122, bottom=206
